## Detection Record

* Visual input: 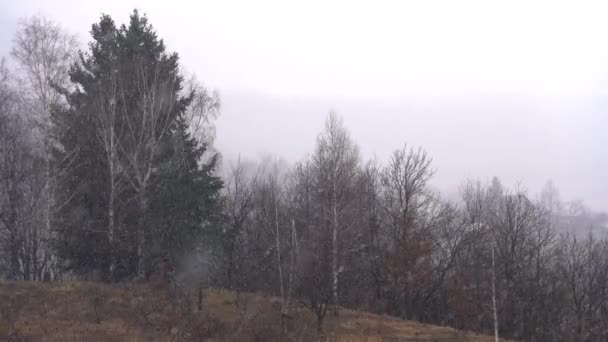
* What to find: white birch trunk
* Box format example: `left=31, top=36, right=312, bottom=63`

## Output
left=492, top=241, right=499, bottom=342
left=274, top=192, right=284, bottom=307
left=137, top=192, right=147, bottom=278
left=332, top=178, right=339, bottom=316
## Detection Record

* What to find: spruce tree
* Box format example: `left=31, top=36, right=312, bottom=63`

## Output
left=53, top=10, right=222, bottom=280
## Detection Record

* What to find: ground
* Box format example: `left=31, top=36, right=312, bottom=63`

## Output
left=0, top=281, right=497, bottom=341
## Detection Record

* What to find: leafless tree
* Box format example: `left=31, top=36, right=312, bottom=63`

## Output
left=0, top=59, right=24, bottom=279
left=457, top=180, right=557, bottom=339
left=380, top=146, right=434, bottom=241
left=284, top=157, right=328, bottom=331
left=11, top=16, right=77, bottom=122
left=114, top=60, right=179, bottom=277
left=10, top=16, right=78, bottom=279
left=379, top=144, right=435, bottom=319
left=312, top=111, right=360, bottom=315
left=555, top=234, right=608, bottom=341
left=222, top=157, right=259, bottom=289
left=349, top=160, right=384, bottom=311
left=91, top=72, right=128, bottom=280
left=182, top=75, right=220, bottom=148
left=491, top=232, right=498, bottom=342
left=87, top=60, right=221, bottom=280
left=0, top=59, right=45, bottom=281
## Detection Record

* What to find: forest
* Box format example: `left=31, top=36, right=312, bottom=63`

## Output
left=1, top=10, right=608, bottom=342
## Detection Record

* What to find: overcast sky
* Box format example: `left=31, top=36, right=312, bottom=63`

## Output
left=1, top=0, right=607, bottom=210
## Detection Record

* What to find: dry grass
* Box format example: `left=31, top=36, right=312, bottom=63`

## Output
left=0, top=281, right=496, bottom=341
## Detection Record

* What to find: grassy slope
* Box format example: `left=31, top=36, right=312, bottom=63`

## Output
left=0, top=281, right=496, bottom=341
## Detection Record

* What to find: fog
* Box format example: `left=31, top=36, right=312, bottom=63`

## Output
left=218, top=90, right=608, bottom=208
left=3, top=2, right=608, bottom=340
left=1, top=0, right=607, bottom=210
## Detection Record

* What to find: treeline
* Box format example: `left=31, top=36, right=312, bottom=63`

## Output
left=1, top=10, right=608, bottom=342
left=223, top=118, right=608, bottom=341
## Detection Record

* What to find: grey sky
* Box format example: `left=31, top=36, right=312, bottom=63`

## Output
left=1, top=0, right=607, bottom=210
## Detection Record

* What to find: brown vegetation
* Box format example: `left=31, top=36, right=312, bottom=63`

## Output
left=0, top=281, right=497, bottom=341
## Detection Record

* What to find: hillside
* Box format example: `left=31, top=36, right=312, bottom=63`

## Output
left=0, top=281, right=497, bottom=341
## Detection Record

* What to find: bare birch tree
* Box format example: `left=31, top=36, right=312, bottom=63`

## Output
left=182, top=75, right=220, bottom=147
left=0, top=59, right=25, bottom=279
left=10, top=16, right=78, bottom=279
left=115, top=60, right=178, bottom=277
left=92, top=72, right=128, bottom=280
left=312, top=112, right=360, bottom=316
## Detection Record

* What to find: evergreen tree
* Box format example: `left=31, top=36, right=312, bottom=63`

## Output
left=52, top=10, right=222, bottom=280
left=147, top=115, right=223, bottom=270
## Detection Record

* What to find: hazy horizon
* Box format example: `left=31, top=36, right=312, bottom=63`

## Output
left=1, top=0, right=606, bottom=211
